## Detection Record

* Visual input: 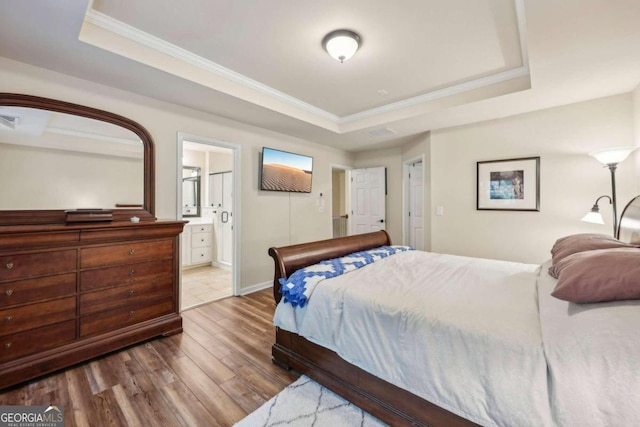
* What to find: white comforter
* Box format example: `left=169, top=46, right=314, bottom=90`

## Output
left=273, top=251, right=640, bottom=427
left=537, top=260, right=640, bottom=427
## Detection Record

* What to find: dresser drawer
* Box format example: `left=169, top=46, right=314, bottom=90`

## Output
left=80, top=298, right=173, bottom=337
left=0, top=297, right=76, bottom=337
left=192, top=232, right=213, bottom=248
left=0, top=250, right=76, bottom=282
left=81, top=240, right=173, bottom=269
left=0, top=320, right=76, bottom=364
left=0, top=273, right=76, bottom=309
left=190, top=247, right=213, bottom=264
left=80, top=259, right=172, bottom=292
left=190, top=224, right=213, bottom=234
left=80, top=276, right=173, bottom=315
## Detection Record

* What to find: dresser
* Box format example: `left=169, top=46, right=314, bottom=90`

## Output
left=181, top=222, right=214, bottom=267
left=0, top=220, right=185, bottom=389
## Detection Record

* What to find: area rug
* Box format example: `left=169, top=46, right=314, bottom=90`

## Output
left=234, top=376, right=387, bottom=427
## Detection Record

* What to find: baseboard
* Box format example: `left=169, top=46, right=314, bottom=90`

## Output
left=238, top=280, right=271, bottom=296
left=211, top=261, right=231, bottom=271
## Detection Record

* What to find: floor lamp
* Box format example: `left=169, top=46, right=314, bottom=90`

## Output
left=582, top=146, right=638, bottom=237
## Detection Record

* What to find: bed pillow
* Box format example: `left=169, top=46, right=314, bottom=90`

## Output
left=549, top=248, right=640, bottom=303
left=550, top=233, right=636, bottom=266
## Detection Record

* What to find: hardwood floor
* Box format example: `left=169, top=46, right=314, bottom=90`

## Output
left=0, top=288, right=300, bottom=426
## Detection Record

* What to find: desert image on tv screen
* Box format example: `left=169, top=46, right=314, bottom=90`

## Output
left=261, top=148, right=312, bottom=192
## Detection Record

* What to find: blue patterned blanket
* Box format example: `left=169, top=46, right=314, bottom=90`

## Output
left=279, top=245, right=413, bottom=307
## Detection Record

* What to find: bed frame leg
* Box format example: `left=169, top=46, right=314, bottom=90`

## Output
left=272, top=344, right=291, bottom=370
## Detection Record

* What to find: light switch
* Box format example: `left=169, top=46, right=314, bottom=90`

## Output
left=435, top=206, right=444, bottom=216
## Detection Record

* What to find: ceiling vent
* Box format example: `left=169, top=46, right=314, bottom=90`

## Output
left=0, top=115, right=19, bottom=130
left=367, top=127, right=397, bottom=137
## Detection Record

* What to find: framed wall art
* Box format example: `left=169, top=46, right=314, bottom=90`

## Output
left=477, top=156, right=540, bottom=211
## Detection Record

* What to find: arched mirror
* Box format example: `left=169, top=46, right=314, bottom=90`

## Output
left=0, top=93, right=154, bottom=225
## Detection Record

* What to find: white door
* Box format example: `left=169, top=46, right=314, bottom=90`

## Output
left=209, top=171, right=233, bottom=266
left=350, top=167, right=386, bottom=234
left=408, top=162, right=424, bottom=250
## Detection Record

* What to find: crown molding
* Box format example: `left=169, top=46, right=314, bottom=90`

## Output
left=84, top=0, right=530, bottom=133
left=84, top=9, right=340, bottom=123
left=339, top=66, right=530, bottom=124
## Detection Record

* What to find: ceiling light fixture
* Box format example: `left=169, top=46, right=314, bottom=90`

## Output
left=322, top=29, right=361, bottom=63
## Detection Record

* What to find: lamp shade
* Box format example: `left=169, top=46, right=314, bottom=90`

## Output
left=322, top=30, right=361, bottom=62
left=581, top=210, right=605, bottom=224
left=588, top=146, right=637, bottom=165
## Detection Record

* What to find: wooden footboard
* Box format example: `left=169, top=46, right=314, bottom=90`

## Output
left=268, top=231, right=479, bottom=427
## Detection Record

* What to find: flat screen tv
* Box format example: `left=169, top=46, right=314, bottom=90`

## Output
left=260, top=147, right=313, bottom=193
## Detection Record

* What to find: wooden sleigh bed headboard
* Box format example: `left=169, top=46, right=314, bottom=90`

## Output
left=267, top=230, right=390, bottom=303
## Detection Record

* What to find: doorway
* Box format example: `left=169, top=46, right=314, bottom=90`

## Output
left=331, top=166, right=350, bottom=237
left=404, top=157, right=424, bottom=250
left=177, top=133, right=240, bottom=310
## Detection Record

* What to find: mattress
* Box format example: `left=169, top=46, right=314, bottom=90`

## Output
left=274, top=250, right=552, bottom=426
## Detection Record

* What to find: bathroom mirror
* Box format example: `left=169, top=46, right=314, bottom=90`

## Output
left=0, top=93, right=154, bottom=225
left=182, top=166, right=201, bottom=217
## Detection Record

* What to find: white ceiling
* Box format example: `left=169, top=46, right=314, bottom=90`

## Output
left=0, top=0, right=639, bottom=152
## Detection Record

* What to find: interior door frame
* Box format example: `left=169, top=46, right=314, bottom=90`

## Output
left=403, top=155, right=425, bottom=249
left=177, top=132, right=241, bottom=298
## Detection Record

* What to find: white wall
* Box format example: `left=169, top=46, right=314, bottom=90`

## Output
left=0, top=143, right=142, bottom=209
left=632, top=82, right=640, bottom=192
left=209, top=152, right=233, bottom=174
left=0, top=57, right=353, bottom=291
left=430, top=94, right=638, bottom=264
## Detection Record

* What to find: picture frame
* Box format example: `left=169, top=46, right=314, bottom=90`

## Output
left=477, top=156, right=540, bottom=211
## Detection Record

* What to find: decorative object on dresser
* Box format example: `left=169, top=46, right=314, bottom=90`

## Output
left=476, top=156, right=540, bottom=211
left=0, top=93, right=185, bottom=390
left=581, top=146, right=637, bottom=236
left=64, top=208, right=114, bottom=223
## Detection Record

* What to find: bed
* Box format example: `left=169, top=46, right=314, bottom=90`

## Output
left=268, top=196, right=640, bottom=427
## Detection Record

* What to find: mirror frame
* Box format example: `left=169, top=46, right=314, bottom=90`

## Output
left=0, top=93, right=155, bottom=225
left=182, top=166, right=201, bottom=218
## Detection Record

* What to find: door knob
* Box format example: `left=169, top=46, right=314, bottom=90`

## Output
left=378, top=219, right=385, bottom=223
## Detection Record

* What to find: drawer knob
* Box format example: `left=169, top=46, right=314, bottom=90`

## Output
left=5, top=289, right=13, bottom=296
left=128, top=269, right=135, bottom=276
left=128, top=311, right=134, bottom=317
left=201, top=239, right=205, bottom=242
left=4, top=343, right=11, bottom=350
left=5, top=316, right=13, bottom=323
left=128, top=290, right=135, bottom=296
left=5, top=262, right=13, bottom=270
left=128, top=249, right=135, bottom=255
